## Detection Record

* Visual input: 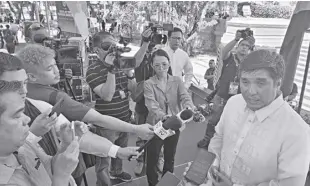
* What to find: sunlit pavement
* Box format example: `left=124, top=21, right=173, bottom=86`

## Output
left=82, top=118, right=210, bottom=186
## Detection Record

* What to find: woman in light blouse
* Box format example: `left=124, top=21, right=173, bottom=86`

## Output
left=144, top=49, right=195, bottom=186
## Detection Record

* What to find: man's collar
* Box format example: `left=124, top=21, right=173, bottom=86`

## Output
left=0, top=153, right=21, bottom=184
left=245, top=94, right=285, bottom=123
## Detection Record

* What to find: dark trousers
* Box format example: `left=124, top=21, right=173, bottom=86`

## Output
left=94, top=128, right=129, bottom=186
left=135, top=111, right=148, bottom=162
left=146, top=130, right=180, bottom=186
left=203, top=95, right=227, bottom=143
left=6, top=43, right=15, bottom=54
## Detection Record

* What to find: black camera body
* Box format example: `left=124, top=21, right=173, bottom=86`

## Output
left=108, top=45, right=136, bottom=70
left=238, top=28, right=253, bottom=39
left=147, top=23, right=174, bottom=45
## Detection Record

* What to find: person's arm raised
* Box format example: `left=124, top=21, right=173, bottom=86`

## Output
left=86, top=53, right=117, bottom=102
left=222, top=31, right=242, bottom=60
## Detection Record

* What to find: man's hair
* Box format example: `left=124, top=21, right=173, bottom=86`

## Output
left=0, top=52, right=24, bottom=78
left=239, top=49, right=285, bottom=82
left=150, top=49, right=170, bottom=64
left=209, top=59, right=215, bottom=63
left=16, top=44, right=55, bottom=73
left=92, top=31, right=113, bottom=47
left=168, top=27, right=183, bottom=37
left=0, top=80, right=22, bottom=116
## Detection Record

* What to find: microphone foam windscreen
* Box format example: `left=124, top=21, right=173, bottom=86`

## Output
left=162, top=116, right=182, bottom=131
left=180, top=109, right=193, bottom=120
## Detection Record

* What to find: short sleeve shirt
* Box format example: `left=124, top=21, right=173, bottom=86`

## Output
left=27, top=83, right=90, bottom=122
left=86, top=60, right=130, bottom=122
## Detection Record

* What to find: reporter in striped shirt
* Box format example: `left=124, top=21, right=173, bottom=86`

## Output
left=86, top=31, right=150, bottom=185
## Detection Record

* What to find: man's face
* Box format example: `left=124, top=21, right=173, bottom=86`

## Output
left=95, top=35, right=117, bottom=62
left=209, top=60, right=215, bottom=68
left=0, top=69, right=28, bottom=101
left=0, top=92, right=30, bottom=155
left=237, top=40, right=251, bottom=56
left=240, top=69, right=280, bottom=111
left=30, top=57, right=60, bottom=85
left=169, top=31, right=182, bottom=50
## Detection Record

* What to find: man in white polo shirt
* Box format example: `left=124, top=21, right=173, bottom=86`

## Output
left=163, top=27, right=194, bottom=90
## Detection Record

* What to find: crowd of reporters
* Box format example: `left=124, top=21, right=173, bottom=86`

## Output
left=0, top=21, right=309, bottom=186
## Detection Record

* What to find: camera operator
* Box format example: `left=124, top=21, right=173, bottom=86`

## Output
left=197, top=29, right=255, bottom=149
left=85, top=31, right=152, bottom=185
left=162, top=27, right=193, bottom=90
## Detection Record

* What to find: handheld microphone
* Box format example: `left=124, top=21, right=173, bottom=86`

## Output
left=128, top=109, right=194, bottom=161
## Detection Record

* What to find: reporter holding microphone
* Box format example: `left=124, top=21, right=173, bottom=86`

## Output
left=144, top=49, right=195, bottom=186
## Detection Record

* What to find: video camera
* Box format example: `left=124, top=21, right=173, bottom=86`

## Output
left=106, top=44, right=136, bottom=70
left=147, top=23, right=174, bottom=45
left=237, top=28, right=253, bottom=39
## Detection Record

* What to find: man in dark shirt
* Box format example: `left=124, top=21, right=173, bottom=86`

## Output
left=86, top=30, right=152, bottom=185
left=197, top=30, right=255, bottom=149
left=204, top=59, right=215, bottom=90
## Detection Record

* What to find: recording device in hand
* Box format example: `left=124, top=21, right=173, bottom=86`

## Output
left=33, top=33, right=68, bottom=50
left=106, top=44, right=136, bottom=70
left=184, top=149, right=216, bottom=185
left=237, top=28, right=253, bottom=39
left=145, top=23, right=174, bottom=45
left=128, top=109, right=194, bottom=161
left=49, top=97, right=65, bottom=117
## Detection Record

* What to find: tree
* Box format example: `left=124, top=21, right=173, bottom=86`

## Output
left=6, top=1, right=23, bottom=21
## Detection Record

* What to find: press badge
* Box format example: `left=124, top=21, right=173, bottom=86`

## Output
left=228, top=82, right=239, bottom=95
left=119, top=90, right=126, bottom=99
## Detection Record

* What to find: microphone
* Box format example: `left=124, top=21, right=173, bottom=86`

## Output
left=33, top=34, right=53, bottom=43
left=128, top=109, right=194, bottom=161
